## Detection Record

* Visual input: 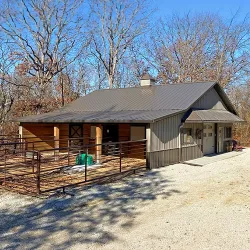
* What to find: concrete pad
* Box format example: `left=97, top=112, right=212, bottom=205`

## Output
left=184, top=150, right=245, bottom=166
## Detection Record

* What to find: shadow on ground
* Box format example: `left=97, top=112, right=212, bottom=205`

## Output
left=0, top=169, right=182, bottom=249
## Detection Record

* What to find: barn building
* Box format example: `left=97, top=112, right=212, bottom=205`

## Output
left=18, top=75, right=244, bottom=168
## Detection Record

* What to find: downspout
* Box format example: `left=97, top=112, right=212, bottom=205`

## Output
left=179, top=122, right=184, bottom=163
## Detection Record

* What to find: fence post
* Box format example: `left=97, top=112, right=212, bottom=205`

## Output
left=20, top=138, right=22, bottom=155
left=32, top=150, right=34, bottom=173
left=53, top=136, right=56, bottom=161
left=24, top=143, right=27, bottom=163
left=4, top=148, right=7, bottom=186
left=13, top=139, right=17, bottom=155
left=36, top=152, right=41, bottom=194
left=21, top=139, right=24, bottom=156
left=85, top=147, right=88, bottom=182
left=119, top=143, right=122, bottom=173
left=68, top=144, right=70, bottom=167
left=31, top=143, right=35, bottom=172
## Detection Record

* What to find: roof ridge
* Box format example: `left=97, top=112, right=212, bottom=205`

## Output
left=61, top=108, right=183, bottom=112
left=88, top=81, right=216, bottom=92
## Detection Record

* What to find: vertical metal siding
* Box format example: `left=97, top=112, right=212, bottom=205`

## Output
left=181, top=145, right=203, bottom=161
left=149, top=113, right=184, bottom=168
left=192, top=87, right=227, bottom=110
left=149, top=148, right=179, bottom=168
left=150, top=113, right=184, bottom=151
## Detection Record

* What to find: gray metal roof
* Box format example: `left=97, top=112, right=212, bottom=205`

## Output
left=185, top=110, right=245, bottom=123
left=61, top=81, right=215, bottom=112
left=19, top=81, right=234, bottom=123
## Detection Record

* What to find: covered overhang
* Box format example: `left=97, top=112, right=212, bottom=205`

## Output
left=17, top=109, right=180, bottom=124
left=184, top=109, right=245, bottom=123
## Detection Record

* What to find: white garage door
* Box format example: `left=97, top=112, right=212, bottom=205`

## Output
left=203, top=123, right=215, bottom=155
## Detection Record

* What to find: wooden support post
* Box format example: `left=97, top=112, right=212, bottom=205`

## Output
left=19, top=125, right=23, bottom=140
left=54, top=125, right=60, bottom=159
left=95, top=124, right=102, bottom=164
left=19, top=125, right=25, bottom=155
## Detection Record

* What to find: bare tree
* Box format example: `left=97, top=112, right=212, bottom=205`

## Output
left=0, top=40, right=17, bottom=134
left=85, top=52, right=107, bottom=90
left=211, top=13, right=250, bottom=88
left=57, top=60, right=92, bottom=104
left=228, top=83, right=250, bottom=143
left=0, top=0, right=88, bottom=111
left=114, top=42, right=150, bottom=88
left=88, top=0, right=151, bottom=88
left=147, top=12, right=250, bottom=87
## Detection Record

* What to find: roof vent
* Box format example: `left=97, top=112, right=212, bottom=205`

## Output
left=140, top=73, right=155, bottom=86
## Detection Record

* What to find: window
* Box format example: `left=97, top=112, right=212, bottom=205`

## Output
left=90, top=126, right=96, bottom=139
left=182, top=128, right=193, bottom=145
left=204, top=124, right=212, bottom=129
left=224, top=127, right=232, bottom=139
left=130, top=126, right=145, bottom=141
left=203, top=133, right=206, bottom=137
left=196, top=129, right=202, bottom=139
left=208, top=133, right=213, bottom=137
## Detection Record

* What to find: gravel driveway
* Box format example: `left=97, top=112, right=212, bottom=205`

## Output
left=0, top=149, right=249, bottom=250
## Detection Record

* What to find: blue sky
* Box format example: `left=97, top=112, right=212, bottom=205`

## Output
left=152, top=0, right=250, bottom=19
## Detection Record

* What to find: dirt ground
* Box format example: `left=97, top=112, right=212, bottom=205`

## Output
left=0, top=149, right=249, bottom=250
left=0, top=153, right=146, bottom=194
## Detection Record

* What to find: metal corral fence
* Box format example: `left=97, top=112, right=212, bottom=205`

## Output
left=0, top=138, right=147, bottom=195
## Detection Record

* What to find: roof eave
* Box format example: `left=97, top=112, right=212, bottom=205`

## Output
left=20, top=119, right=152, bottom=124
left=185, top=120, right=245, bottom=123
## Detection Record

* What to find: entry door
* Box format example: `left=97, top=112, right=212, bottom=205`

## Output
left=203, top=123, right=215, bottom=155
left=218, top=126, right=224, bottom=153
left=102, top=124, right=119, bottom=155
left=69, top=124, right=83, bottom=147
left=102, top=124, right=119, bottom=143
